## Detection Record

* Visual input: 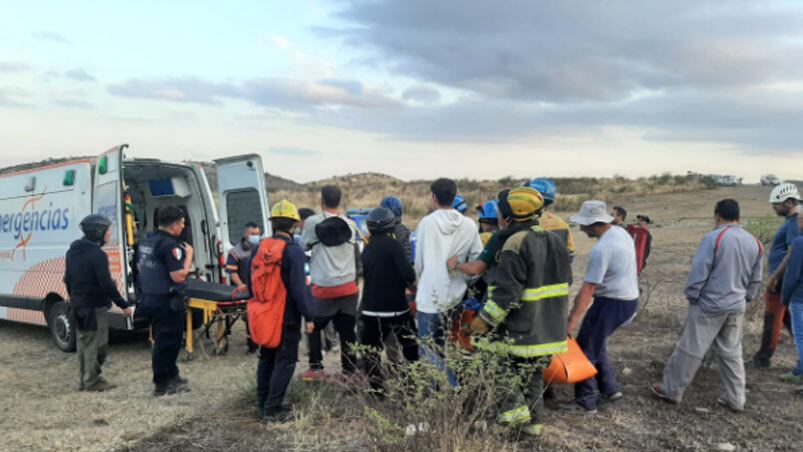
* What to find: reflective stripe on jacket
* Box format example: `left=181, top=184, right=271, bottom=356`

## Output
left=474, top=226, right=571, bottom=357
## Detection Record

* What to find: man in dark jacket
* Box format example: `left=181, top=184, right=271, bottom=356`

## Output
left=359, top=207, right=419, bottom=392
left=380, top=196, right=412, bottom=263
left=249, top=200, right=314, bottom=421
left=65, top=214, right=133, bottom=392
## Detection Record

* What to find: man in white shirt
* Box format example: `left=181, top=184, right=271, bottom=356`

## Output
left=415, top=178, right=483, bottom=386
left=566, top=200, right=639, bottom=414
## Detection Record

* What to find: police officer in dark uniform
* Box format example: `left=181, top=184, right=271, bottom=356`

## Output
left=137, top=206, right=194, bottom=396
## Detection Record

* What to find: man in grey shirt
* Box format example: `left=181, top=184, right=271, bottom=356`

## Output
left=652, top=199, right=763, bottom=412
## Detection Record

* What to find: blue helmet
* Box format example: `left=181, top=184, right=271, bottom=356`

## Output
left=379, top=196, right=403, bottom=218
left=452, top=195, right=468, bottom=214
left=527, top=178, right=557, bottom=204
left=477, top=200, right=499, bottom=221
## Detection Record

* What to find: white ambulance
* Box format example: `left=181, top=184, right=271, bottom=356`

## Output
left=0, top=144, right=270, bottom=351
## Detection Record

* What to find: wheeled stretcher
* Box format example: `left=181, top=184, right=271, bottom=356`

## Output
left=183, top=279, right=251, bottom=358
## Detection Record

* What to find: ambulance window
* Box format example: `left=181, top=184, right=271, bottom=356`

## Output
left=226, top=189, right=264, bottom=246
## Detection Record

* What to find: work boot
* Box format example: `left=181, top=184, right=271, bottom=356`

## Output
left=167, top=377, right=191, bottom=394
left=84, top=378, right=117, bottom=392
left=522, top=423, right=544, bottom=437
left=262, top=408, right=293, bottom=423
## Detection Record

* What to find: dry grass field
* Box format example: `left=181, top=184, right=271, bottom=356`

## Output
left=1, top=183, right=802, bottom=451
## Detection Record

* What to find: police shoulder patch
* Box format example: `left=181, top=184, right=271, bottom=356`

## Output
left=171, top=247, right=183, bottom=261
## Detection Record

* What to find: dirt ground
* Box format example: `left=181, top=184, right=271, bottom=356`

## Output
left=1, top=184, right=802, bottom=451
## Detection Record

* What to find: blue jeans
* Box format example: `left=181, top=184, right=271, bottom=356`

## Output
left=417, top=311, right=458, bottom=387
left=575, top=297, right=638, bottom=410
left=790, top=303, right=803, bottom=376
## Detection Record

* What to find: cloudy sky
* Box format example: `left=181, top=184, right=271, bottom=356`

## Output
left=1, top=0, right=802, bottom=182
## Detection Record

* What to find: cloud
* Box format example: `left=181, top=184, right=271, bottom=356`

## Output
left=0, top=88, right=33, bottom=108
left=303, top=0, right=803, bottom=153
left=107, top=77, right=238, bottom=104
left=53, top=99, right=94, bottom=109
left=31, top=31, right=70, bottom=44
left=64, top=69, right=96, bottom=82
left=402, top=85, right=441, bottom=104
left=107, top=76, right=399, bottom=110
left=0, top=62, right=32, bottom=73
left=329, top=1, right=803, bottom=103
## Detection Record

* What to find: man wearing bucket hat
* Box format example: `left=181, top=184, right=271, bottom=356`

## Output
left=565, top=200, right=639, bottom=414
left=468, top=187, right=571, bottom=437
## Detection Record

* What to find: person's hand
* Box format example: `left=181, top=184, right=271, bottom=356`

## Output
left=236, top=283, right=247, bottom=290
left=766, top=276, right=778, bottom=292
left=182, top=243, right=194, bottom=257
left=447, top=256, right=459, bottom=271
left=305, top=322, right=315, bottom=334
left=470, top=316, right=490, bottom=333
left=122, top=307, right=133, bottom=318
left=566, top=317, right=577, bottom=335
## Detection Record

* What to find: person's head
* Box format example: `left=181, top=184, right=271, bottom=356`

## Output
left=497, top=189, right=512, bottom=228
left=298, top=208, right=316, bottom=229
left=270, top=199, right=300, bottom=234
left=477, top=200, right=500, bottom=232
left=636, top=215, right=652, bottom=228
left=367, top=207, right=395, bottom=236
left=242, top=222, right=261, bottom=246
left=527, top=178, right=557, bottom=208
left=570, top=200, right=614, bottom=239
left=80, top=214, right=112, bottom=246
left=503, top=187, right=544, bottom=224
left=769, top=183, right=800, bottom=217
left=611, top=206, right=627, bottom=225
left=321, top=185, right=342, bottom=211
left=714, top=199, right=740, bottom=225
left=431, top=178, right=457, bottom=210
left=452, top=195, right=468, bottom=214
left=380, top=196, right=404, bottom=220
left=158, top=206, right=186, bottom=237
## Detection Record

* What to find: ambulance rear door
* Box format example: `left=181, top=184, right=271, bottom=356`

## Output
left=93, top=145, right=129, bottom=326
left=215, top=154, right=271, bottom=252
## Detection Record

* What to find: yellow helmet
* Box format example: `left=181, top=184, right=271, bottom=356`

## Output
left=506, top=187, right=544, bottom=222
left=270, top=199, right=301, bottom=222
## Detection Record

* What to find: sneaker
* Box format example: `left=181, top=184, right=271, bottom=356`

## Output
left=522, top=423, right=544, bottom=437
left=716, top=397, right=743, bottom=413
left=154, top=384, right=170, bottom=397
left=560, top=402, right=598, bottom=415
left=651, top=383, right=677, bottom=404
left=301, top=369, right=326, bottom=382
left=262, top=408, right=293, bottom=423
left=779, top=372, right=803, bottom=385
left=84, top=378, right=117, bottom=392
left=603, top=391, right=624, bottom=404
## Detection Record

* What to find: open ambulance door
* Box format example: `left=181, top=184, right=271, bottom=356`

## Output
left=93, top=144, right=129, bottom=327
left=215, top=154, right=271, bottom=253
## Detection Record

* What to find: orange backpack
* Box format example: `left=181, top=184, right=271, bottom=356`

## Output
left=248, top=238, right=288, bottom=348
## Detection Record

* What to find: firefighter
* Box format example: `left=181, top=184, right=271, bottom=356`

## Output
left=469, top=187, right=571, bottom=437
left=137, top=206, right=195, bottom=396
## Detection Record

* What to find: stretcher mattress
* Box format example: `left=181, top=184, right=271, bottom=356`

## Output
left=185, top=278, right=251, bottom=302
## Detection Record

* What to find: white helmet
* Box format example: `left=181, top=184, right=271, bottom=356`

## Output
left=769, top=183, right=800, bottom=203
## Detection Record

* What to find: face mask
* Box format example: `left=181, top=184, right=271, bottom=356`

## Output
left=247, top=235, right=260, bottom=246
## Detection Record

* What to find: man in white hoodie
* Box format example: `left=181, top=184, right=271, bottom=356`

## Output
left=415, top=178, right=484, bottom=386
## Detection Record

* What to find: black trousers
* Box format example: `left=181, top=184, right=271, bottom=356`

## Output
left=142, top=296, right=185, bottom=386
left=359, top=312, right=419, bottom=391
left=309, top=312, right=358, bottom=374
left=257, top=325, right=301, bottom=416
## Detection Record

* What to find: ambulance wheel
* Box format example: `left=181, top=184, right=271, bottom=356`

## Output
left=49, top=302, right=76, bottom=352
